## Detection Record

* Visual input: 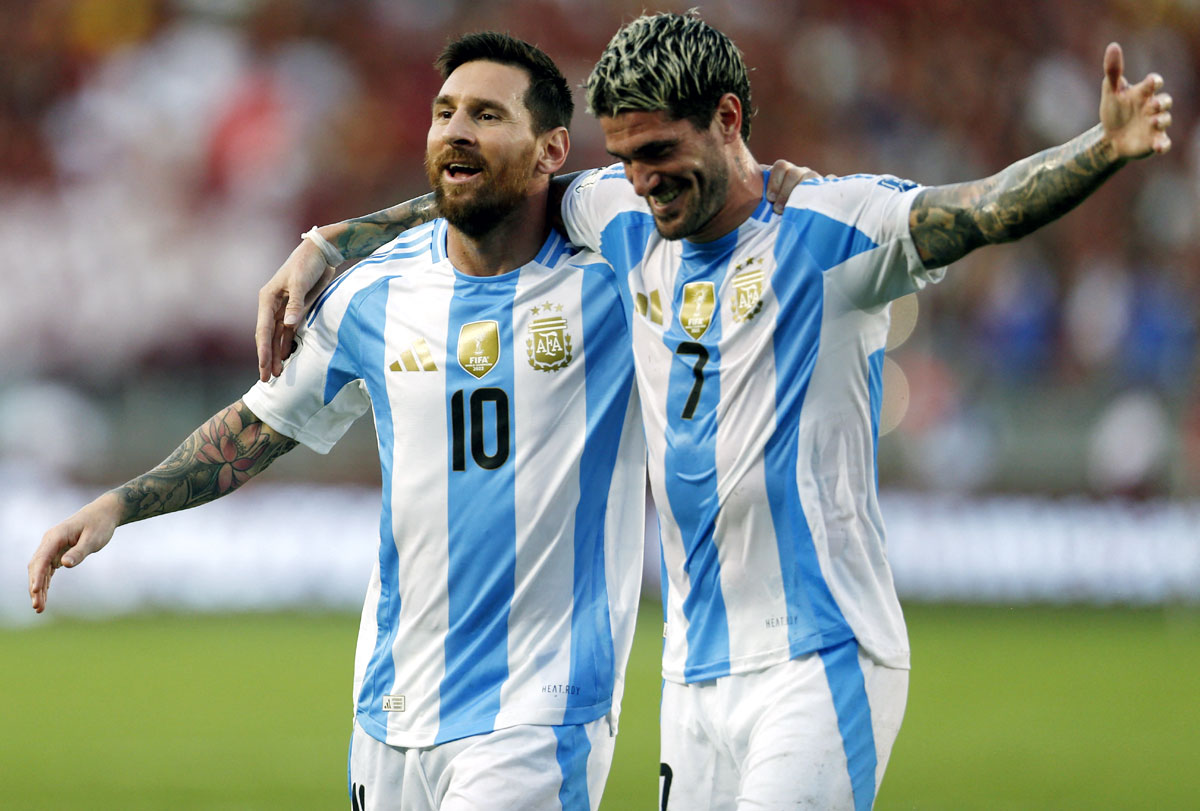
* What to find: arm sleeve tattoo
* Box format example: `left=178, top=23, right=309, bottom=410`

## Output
left=110, top=400, right=298, bottom=525
left=910, top=124, right=1122, bottom=269
left=330, top=194, right=440, bottom=262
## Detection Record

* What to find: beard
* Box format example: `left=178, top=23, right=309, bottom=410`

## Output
left=652, top=155, right=730, bottom=241
left=425, top=145, right=535, bottom=239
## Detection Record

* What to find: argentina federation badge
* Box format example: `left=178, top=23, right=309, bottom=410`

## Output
left=526, top=303, right=573, bottom=372
left=458, top=320, right=500, bottom=379
left=730, top=257, right=765, bottom=323
left=680, top=281, right=715, bottom=339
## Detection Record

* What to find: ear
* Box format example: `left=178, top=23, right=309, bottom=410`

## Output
left=536, top=127, right=570, bottom=175
left=712, top=93, right=743, bottom=145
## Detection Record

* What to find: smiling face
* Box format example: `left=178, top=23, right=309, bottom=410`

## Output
left=425, top=60, right=543, bottom=238
left=600, top=109, right=731, bottom=242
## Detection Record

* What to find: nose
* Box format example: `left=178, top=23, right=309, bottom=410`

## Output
left=441, top=109, right=476, bottom=146
left=626, top=162, right=660, bottom=198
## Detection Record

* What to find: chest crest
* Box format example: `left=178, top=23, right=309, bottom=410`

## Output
left=729, top=257, right=765, bottom=323
left=526, top=302, right=573, bottom=372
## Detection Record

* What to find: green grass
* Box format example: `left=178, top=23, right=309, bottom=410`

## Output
left=2, top=604, right=1197, bottom=809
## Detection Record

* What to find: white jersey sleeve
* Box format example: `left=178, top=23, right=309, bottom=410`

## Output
left=784, top=174, right=945, bottom=308
left=243, top=268, right=380, bottom=452
left=561, top=164, right=645, bottom=253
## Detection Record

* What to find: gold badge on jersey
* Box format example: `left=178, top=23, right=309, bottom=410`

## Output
left=679, top=281, right=715, bottom=339
left=458, top=320, right=500, bottom=379
left=526, top=302, right=573, bottom=372
left=730, top=257, right=765, bottom=323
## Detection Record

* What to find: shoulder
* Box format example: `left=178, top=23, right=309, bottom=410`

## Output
left=307, top=220, right=449, bottom=326
left=779, top=174, right=923, bottom=236
left=566, top=164, right=645, bottom=211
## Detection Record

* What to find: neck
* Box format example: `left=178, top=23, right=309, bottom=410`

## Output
left=446, top=187, right=552, bottom=276
left=689, top=143, right=763, bottom=244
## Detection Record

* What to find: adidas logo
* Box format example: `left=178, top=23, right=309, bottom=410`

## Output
left=389, top=338, right=438, bottom=372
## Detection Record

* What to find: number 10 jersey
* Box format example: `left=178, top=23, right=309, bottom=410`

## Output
left=243, top=221, right=645, bottom=748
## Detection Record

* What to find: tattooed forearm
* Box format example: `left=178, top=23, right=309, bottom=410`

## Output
left=330, top=194, right=440, bottom=262
left=910, top=124, right=1122, bottom=268
left=110, top=400, right=298, bottom=525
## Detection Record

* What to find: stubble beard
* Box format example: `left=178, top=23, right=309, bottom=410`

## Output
left=425, top=146, right=536, bottom=239
left=653, top=154, right=730, bottom=241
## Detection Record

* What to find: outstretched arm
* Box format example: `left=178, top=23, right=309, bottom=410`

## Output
left=910, top=42, right=1172, bottom=269
left=28, top=400, right=297, bottom=612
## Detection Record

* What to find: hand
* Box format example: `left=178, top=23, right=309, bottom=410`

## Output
left=1100, top=42, right=1172, bottom=161
left=255, top=240, right=336, bottom=382
left=764, top=161, right=823, bottom=214
left=28, top=494, right=122, bottom=613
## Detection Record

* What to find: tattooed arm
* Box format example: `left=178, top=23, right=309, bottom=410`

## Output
left=28, top=400, right=297, bottom=612
left=910, top=42, right=1171, bottom=270
left=256, top=194, right=440, bottom=382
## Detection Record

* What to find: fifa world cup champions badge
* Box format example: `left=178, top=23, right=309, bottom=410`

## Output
left=526, top=302, right=573, bottom=372
left=458, top=321, right=500, bottom=379
left=680, top=282, right=715, bottom=339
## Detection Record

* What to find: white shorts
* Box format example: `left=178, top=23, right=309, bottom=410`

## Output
left=659, top=639, right=908, bottom=811
left=348, top=717, right=615, bottom=811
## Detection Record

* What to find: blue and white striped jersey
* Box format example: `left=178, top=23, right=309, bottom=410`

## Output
left=562, top=167, right=945, bottom=683
left=243, top=222, right=645, bottom=747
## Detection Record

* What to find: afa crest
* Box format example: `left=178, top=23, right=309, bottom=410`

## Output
left=526, top=302, right=573, bottom=372
left=730, top=257, right=765, bottom=323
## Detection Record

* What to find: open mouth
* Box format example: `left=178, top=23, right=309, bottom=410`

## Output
left=444, top=163, right=483, bottom=181
left=652, top=185, right=682, bottom=206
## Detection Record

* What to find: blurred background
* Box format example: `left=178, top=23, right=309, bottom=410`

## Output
left=1, top=0, right=1198, bottom=808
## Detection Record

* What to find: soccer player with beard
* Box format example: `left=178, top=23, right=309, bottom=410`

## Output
left=250, top=12, right=1173, bottom=809
left=29, top=33, right=650, bottom=811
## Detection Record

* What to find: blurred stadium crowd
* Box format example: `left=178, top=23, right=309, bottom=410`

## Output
left=2, top=0, right=1199, bottom=497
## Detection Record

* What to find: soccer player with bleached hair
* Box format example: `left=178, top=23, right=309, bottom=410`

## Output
left=32, top=32, right=651, bottom=811
left=253, top=12, right=1172, bottom=811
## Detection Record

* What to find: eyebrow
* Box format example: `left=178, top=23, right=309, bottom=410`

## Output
left=431, top=93, right=515, bottom=117
left=606, top=138, right=678, bottom=161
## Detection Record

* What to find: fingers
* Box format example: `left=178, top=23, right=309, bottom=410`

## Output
left=28, top=532, right=74, bottom=613
left=255, top=293, right=281, bottom=383
left=1103, top=42, right=1123, bottom=92
left=766, top=160, right=820, bottom=214
left=272, top=322, right=297, bottom=378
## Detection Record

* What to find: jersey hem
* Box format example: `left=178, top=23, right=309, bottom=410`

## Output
left=354, top=699, right=613, bottom=748
left=663, top=634, right=910, bottom=684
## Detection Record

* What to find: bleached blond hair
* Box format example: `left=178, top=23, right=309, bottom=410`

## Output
left=585, top=11, right=754, bottom=141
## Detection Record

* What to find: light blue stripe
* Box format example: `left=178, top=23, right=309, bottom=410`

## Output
left=667, top=233, right=738, bottom=681
left=820, top=639, right=878, bottom=811
left=765, top=208, right=883, bottom=658
left=535, top=229, right=562, bottom=265
left=867, top=348, right=885, bottom=490
left=335, top=281, right=403, bottom=739
left=436, top=269, right=519, bottom=743
left=751, top=170, right=773, bottom=221
left=430, top=219, right=447, bottom=263
left=565, top=263, right=634, bottom=719
left=552, top=724, right=593, bottom=811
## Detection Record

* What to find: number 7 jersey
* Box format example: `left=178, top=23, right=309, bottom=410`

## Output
left=563, top=167, right=946, bottom=683
left=243, top=222, right=645, bottom=748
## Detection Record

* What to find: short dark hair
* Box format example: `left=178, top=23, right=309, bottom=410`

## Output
left=586, top=12, right=754, bottom=142
left=435, top=32, right=574, bottom=134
